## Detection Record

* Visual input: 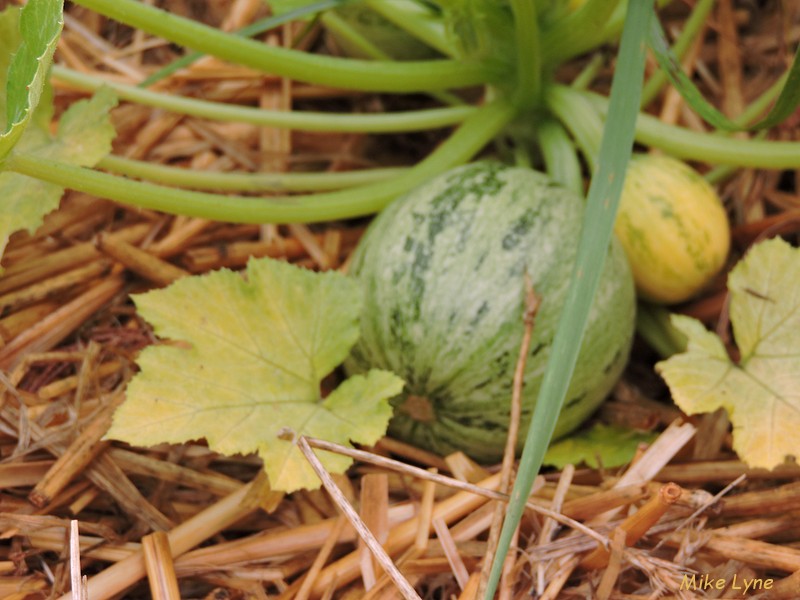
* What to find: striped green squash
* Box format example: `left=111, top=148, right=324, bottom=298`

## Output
left=345, top=162, right=636, bottom=463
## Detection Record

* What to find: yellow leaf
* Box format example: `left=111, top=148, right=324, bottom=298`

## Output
left=107, top=258, right=403, bottom=492
left=657, top=238, right=800, bottom=469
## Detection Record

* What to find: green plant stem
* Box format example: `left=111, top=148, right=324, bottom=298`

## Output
left=52, top=65, right=475, bottom=133
left=70, top=0, right=495, bottom=92
left=138, top=0, right=347, bottom=87
left=318, top=12, right=464, bottom=107
left=540, top=0, right=622, bottom=66
left=510, top=0, right=541, bottom=109
left=702, top=71, right=788, bottom=182
left=6, top=99, right=516, bottom=223
left=563, top=86, right=800, bottom=169
left=484, top=0, right=652, bottom=597
left=321, top=11, right=389, bottom=59
left=571, top=52, right=606, bottom=91
left=640, top=0, right=715, bottom=108
left=544, top=86, right=603, bottom=172
left=636, top=303, right=687, bottom=358
left=536, top=118, right=583, bottom=194
left=97, top=154, right=404, bottom=191
left=363, top=0, right=456, bottom=58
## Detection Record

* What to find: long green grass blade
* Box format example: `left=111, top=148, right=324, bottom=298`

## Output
left=482, top=1, right=654, bottom=597
left=640, top=0, right=714, bottom=107
left=649, top=16, right=800, bottom=131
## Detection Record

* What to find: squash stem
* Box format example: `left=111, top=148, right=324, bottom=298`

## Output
left=97, top=155, right=405, bottom=192
left=536, top=118, right=584, bottom=194
left=5, top=99, right=516, bottom=223
left=70, top=0, right=496, bottom=92
left=544, top=85, right=603, bottom=172
left=138, top=0, right=347, bottom=88
left=510, top=0, right=542, bottom=110
left=52, top=65, right=476, bottom=133
left=556, top=85, right=800, bottom=169
left=636, top=303, right=687, bottom=358
left=363, top=0, right=457, bottom=58
left=316, top=12, right=465, bottom=106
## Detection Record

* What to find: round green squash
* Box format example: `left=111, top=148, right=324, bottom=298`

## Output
left=345, top=162, right=636, bottom=463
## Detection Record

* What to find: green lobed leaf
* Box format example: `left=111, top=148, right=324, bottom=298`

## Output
left=107, top=257, right=403, bottom=493
left=648, top=16, right=800, bottom=131
left=0, top=6, right=21, bottom=126
left=543, top=423, right=657, bottom=469
left=0, top=0, right=63, bottom=161
left=657, top=238, right=800, bottom=469
left=0, top=88, right=117, bottom=258
left=0, top=6, right=55, bottom=135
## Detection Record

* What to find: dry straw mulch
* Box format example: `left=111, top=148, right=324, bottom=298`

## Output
left=3, top=0, right=800, bottom=598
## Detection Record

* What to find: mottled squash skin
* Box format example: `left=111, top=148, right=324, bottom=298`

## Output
left=345, top=162, right=636, bottom=463
left=615, top=154, right=730, bottom=304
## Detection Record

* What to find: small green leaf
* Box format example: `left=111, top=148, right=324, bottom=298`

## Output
left=107, top=257, right=404, bottom=492
left=0, top=0, right=63, bottom=160
left=657, top=238, right=800, bottom=469
left=0, top=88, right=117, bottom=257
left=543, top=423, right=657, bottom=469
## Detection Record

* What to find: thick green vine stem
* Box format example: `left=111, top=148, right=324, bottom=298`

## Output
left=52, top=66, right=476, bottom=133
left=510, top=0, right=541, bottom=109
left=553, top=85, right=800, bottom=169
left=535, top=118, right=583, bottom=194
left=636, top=303, right=687, bottom=359
left=139, top=0, right=347, bottom=87
left=544, top=86, right=603, bottom=172
left=316, top=12, right=465, bottom=107
left=98, top=155, right=404, bottom=192
left=70, top=0, right=496, bottom=92
left=6, top=100, right=516, bottom=223
left=591, top=93, right=800, bottom=168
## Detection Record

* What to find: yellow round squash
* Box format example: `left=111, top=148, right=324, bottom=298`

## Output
left=614, top=154, right=730, bottom=304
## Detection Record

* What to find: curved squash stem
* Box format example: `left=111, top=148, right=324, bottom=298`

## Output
left=69, top=0, right=494, bottom=92
left=51, top=65, right=477, bottom=133
left=477, top=279, right=540, bottom=598
left=510, top=0, right=542, bottom=110
left=5, top=99, right=516, bottom=223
